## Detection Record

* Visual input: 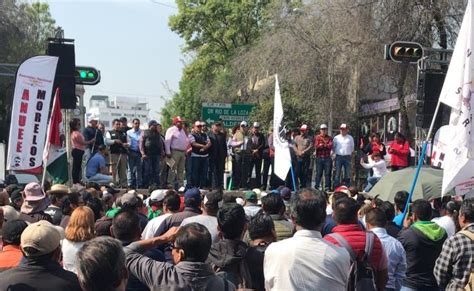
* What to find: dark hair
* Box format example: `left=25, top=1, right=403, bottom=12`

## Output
left=76, top=236, right=127, bottom=291
left=112, top=119, right=120, bottom=125
left=112, top=210, right=140, bottom=242
left=394, top=191, right=409, bottom=212
left=2, top=219, right=28, bottom=245
left=395, top=132, right=406, bottom=141
left=174, top=223, right=212, bottom=262
left=164, top=191, right=181, bottom=212
left=132, top=118, right=140, bottom=124
left=217, top=203, right=247, bottom=239
left=248, top=212, right=274, bottom=240
left=460, top=198, right=474, bottom=222
left=365, top=208, right=387, bottom=228
left=87, top=198, right=103, bottom=221
left=371, top=132, right=380, bottom=139
left=120, top=117, right=127, bottom=123
left=333, top=197, right=360, bottom=225
left=70, top=118, right=81, bottom=132
left=412, top=199, right=432, bottom=221
left=379, top=201, right=396, bottom=221
left=49, top=192, right=65, bottom=205
left=331, top=192, right=348, bottom=210
left=290, top=188, right=327, bottom=230
left=261, top=193, right=285, bottom=215
left=62, top=192, right=81, bottom=216
left=184, top=196, right=201, bottom=209
left=98, top=144, right=107, bottom=152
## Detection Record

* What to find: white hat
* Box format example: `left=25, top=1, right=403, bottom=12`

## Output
left=340, top=123, right=348, bottom=129
left=194, top=121, right=201, bottom=126
left=320, top=124, right=328, bottom=129
left=253, top=122, right=260, bottom=128
left=240, top=121, right=248, bottom=127
left=87, top=115, right=99, bottom=123
left=300, top=124, right=308, bottom=131
left=150, top=189, right=166, bottom=202
left=236, top=197, right=245, bottom=206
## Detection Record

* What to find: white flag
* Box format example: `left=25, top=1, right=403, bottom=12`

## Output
left=439, top=0, right=474, bottom=195
left=273, top=75, right=292, bottom=181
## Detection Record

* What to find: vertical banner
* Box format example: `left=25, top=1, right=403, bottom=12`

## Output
left=7, top=55, right=58, bottom=173
left=273, top=74, right=292, bottom=180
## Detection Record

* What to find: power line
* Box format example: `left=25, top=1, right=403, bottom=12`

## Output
left=149, top=0, right=177, bottom=9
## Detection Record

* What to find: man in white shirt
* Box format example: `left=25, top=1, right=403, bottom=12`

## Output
left=333, top=123, right=354, bottom=187
left=264, top=188, right=350, bottom=290
left=181, top=190, right=220, bottom=242
left=360, top=152, right=387, bottom=192
left=141, top=191, right=181, bottom=239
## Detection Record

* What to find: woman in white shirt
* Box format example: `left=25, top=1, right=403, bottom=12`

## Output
left=432, top=201, right=459, bottom=237
left=62, top=206, right=96, bottom=273
left=360, top=152, right=387, bottom=192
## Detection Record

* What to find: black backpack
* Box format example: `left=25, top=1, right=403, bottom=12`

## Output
left=328, top=232, right=377, bottom=291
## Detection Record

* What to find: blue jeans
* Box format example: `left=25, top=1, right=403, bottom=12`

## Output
left=334, top=155, right=351, bottom=187
left=400, top=286, right=439, bottom=291
left=143, top=155, right=160, bottom=188
left=88, top=173, right=112, bottom=185
left=315, top=157, right=332, bottom=190
left=127, top=151, right=143, bottom=188
left=364, top=176, right=380, bottom=192
left=190, top=156, right=209, bottom=188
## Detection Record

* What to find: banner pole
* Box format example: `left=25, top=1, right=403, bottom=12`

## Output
left=290, top=164, right=297, bottom=192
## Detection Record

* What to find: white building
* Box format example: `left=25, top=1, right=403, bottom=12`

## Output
left=88, top=95, right=150, bottom=129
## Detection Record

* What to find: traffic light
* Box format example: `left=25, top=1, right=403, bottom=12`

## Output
left=389, top=41, right=423, bottom=63
left=75, top=66, right=100, bottom=85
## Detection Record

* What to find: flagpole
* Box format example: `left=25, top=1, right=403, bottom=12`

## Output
left=290, top=164, right=297, bottom=192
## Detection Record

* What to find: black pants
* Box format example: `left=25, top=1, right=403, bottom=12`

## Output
left=72, top=148, right=84, bottom=184
left=250, top=156, right=263, bottom=188
left=232, top=152, right=252, bottom=189
left=296, top=156, right=311, bottom=188
left=210, top=156, right=225, bottom=189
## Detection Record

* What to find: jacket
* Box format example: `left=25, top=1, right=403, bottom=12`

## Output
left=390, top=140, right=410, bottom=167
left=125, top=242, right=235, bottom=291
left=208, top=131, right=227, bottom=160
left=0, top=257, right=81, bottom=291
left=398, top=221, right=447, bottom=288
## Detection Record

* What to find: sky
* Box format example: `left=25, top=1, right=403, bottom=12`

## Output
left=44, top=0, right=184, bottom=120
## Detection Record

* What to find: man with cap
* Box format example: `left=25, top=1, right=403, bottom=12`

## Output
left=44, top=184, right=70, bottom=225
left=165, top=116, right=189, bottom=189
left=247, top=122, right=266, bottom=189
left=127, top=118, right=144, bottom=189
left=19, top=182, right=52, bottom=223
left=85, top=144, right=113, bottom=185
left=0, top=220, right=81, bottom=290
left=244, top=190, right=262, bottom=219
left=294, top=124, right=313, bottom=188
left=83, top=115, right=104, bottom=157
left=208, top=121, right=227, bottom=189
left=147, top=189, right=166, bottom=219
left=231, top=121, right=250, bottom=189
left=181, top=190, right=221, bottom=242
left=188, top=120, right=212, bottom=188
left=314, top=124, right=333, bottom=191
left=140, top=120, right=164, bottom=188
left=142, top=190, right=181, bottom=239
left=0, top=219, right=28, bottom=271
left=105, top=118, right=129, bottom=187
left=333, top=123, right=354, bottom=187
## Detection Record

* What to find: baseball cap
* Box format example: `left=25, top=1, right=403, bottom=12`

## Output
left=245, top=191, right=257, bottom=201
left=88, top=115, right=99, bottom=123
left=184, top=188, right=201, bottom=204
left=253, top=122, right=260, bottom=128
left=21, top=220, right=63, bottom=257
left=277, top=186, right=292, bottom=201
left=148, top=120, right=158, bottom=127
left=240, top=121, right=248, bottom=127
left=300, top=124, right=308, bottom=131
left=23, top=182, right=46, bottom=201
left=340, top=123, right=348, bottom=129
left=320, top=124, right=328, bottom=129
left=150, top=189, right=165, bottom=202
left=203, top=191, right=221, bottom=210
left=2, top=219, right=28, bottom=245
left=120, top=192, right=139, bottom=207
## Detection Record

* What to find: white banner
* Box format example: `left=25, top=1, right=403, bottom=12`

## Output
left=438, top=0, right=474, bottom=195
left=273, top=75, right=292, bottom=181
left=7, top=55, right=58, bottom=172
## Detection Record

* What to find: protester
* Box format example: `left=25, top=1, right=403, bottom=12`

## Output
left=125, top=224, right=235, bottom=290
left=0, top=220, right=81, bottom=290
left=0, top=220, right=28, bottom=272
left=208, top=121, right=227, bottom=189
left=398, top=199, right=447, bottom=291
left=165, top=116, right=189, bottom=189
left=247, top=122, right=265, bottom=189
left=294, top=124, right=312, bottom=188
left=105, top=118, right=129, bottom=188
left=248, top=211, right=276, bottom=248
left=146, top=189, right=165, bottom=219
left=207, top=203, right=264, bottom=289
left=181, top=190, right=221, bottom=242
left=264, top=188, right=350, bottom=290
left=60, top=192, right=84, bottom=228
left=243, top=190, right=261, bottom=219
left=434, top=198, right=474, bottom=290
left=120, top=116, right=131, bottom=132
left=432, top=200, right=459, bottom=237
left=325, top=196, right=388, bottom=290
left=85, top=144, right=113, bottom=185
left=127, top=118, right=144, bottom=189
left=189, top=120, right=211, bottom=188
left=76, top=236, right=128, bottom=291
left=363, top=132, right=387, bottom=157
left=62, top=206, right=96, bottom=273
left=140, top=120, right=164, bottom=188
left=142, top=191, right=181, bottom=239
left=120, top=192, right=149, bottom=230
left=70, top=118, right=94, bottom=186
left=83, top=116, right=104, bottom=157
left=86, top=197, right=103, bottom=221
left=393, top=191, right=409, bottom=228
left=333, top=123, right=354, bottom=187
left=360, top=152, right=388, bottom=192
left=366, top=208, right=406, bottom=291
left=19, top=182, right=52, bottom=223
left=231, top=121, right=250, bottom=189
left=379, top=201, right=401, bottom=238
left=388, top=132, right=410, bottom=171
left=261, top=193, right=293, bottom=240
left=321, top=191, right=348, bottom=236
left=44, top=184, right=69, bottom=225
left=9, top=188, right=23, bottom=212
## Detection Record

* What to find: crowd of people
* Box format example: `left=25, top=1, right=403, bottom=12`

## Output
left=0, top=175, right=472, bottom=290
left=70, top=114, right=411, bottom=193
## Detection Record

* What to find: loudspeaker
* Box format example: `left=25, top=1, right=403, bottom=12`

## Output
left=415, top=71, right=449, bottom=128
left=47, top=43, right=77, bottom=109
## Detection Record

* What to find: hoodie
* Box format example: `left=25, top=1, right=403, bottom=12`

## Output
left=398, top=221, right=447, bottom=288
left=207, top=239, right=264, bottom=291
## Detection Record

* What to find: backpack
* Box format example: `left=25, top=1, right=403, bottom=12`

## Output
left=460, top=230, right=474, bottom=291
left=328, top=232, right=377, bottom=291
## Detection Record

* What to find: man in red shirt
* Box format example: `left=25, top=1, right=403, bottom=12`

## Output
left=388, top=132, right=410, bottom=171
left=325, top=197, right=388, bottom=290
left=0, top=220, right=28, bottom=272
left=313, top=124, right=333, bottom=191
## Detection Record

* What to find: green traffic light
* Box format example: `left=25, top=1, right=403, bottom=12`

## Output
left=79, top=71, right=87, bottom=78
left=87, top=72, right=96, bottom=78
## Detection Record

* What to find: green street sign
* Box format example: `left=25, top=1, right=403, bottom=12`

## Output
left=201, top=102, right=255, bottom=128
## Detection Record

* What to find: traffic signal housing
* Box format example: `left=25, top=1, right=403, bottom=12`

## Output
left=389, top=41, right=424, bottom=63
left=75, top=66, right=100, bottom=85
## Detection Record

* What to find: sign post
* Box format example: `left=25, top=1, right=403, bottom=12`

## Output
left=201, top=103, right=254, bottom=127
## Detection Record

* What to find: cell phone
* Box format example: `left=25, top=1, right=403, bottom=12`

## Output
left=406, top=203, right=413, bottom=217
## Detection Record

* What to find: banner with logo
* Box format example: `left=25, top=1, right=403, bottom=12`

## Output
left=7, top=55, right=58, bottom=173
left=273, top=74, right=292, bottom=180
